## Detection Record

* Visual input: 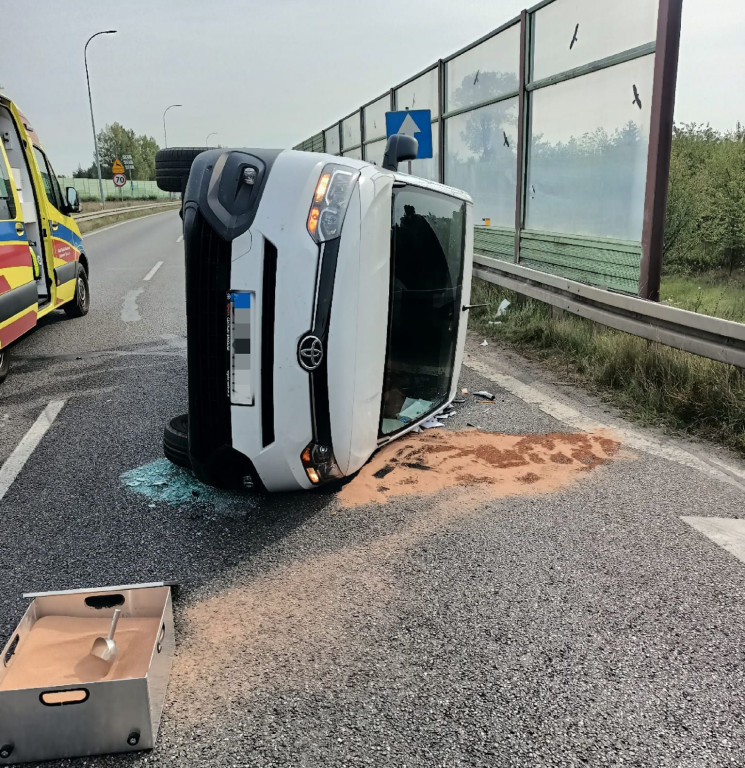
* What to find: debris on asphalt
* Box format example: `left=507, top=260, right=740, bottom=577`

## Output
left=337, top=429, right=622, bottom=507
left=474, top=390, right=495, bottom=400
left=421, top=417, right=443, bottom=429
left=480, top=339, right=489, bottom=346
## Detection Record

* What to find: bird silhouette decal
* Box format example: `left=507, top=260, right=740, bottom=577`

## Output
left=474, top=69, right=480, bottom=86
left=570, top=23, right=579, bottom=49
left=503, top=131, right=510, bottom=147
left=632, top=84, right=642, bottom=109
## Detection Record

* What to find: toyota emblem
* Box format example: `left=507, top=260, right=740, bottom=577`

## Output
left=298, top=334, right=324, bottom=371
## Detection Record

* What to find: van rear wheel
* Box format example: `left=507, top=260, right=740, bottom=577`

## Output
left=155, top=147, right=210, bottom=193
left=64, top=268, right=90, bottom=318
left=0, top=349, right=9, bottom=384
left=163, top=413, right=191, bottom=469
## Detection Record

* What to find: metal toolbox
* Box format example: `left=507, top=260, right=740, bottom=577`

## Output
left=0, top=582, right=174, bottom=765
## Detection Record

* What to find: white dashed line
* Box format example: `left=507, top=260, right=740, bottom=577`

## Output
left=682, top=517, right=745, bottom=565
left=0, top=400, right=65, bottom=501
left=143, top=261, right=163, bottom=282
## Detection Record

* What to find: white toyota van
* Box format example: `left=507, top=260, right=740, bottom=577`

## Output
left=157, top=145, right=473, bottom=492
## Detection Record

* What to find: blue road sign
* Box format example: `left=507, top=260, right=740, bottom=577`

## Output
left=385, top=109, right=433, bottom=159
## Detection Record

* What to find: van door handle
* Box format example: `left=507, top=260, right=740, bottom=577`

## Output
left=15, top=223, right=24, bottom=236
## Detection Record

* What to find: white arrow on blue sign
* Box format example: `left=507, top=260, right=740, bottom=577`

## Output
left=385, top=109, right=433, bottom=159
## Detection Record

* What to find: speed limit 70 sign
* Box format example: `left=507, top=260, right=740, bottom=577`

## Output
left=113, top=173, right=127, bottom=187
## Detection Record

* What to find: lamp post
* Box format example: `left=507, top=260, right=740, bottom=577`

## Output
left=162, top=104, right=182, bottom=149
left=205, top=131, right=217, bottom=146
left=84, top=29, right=117, bottom=210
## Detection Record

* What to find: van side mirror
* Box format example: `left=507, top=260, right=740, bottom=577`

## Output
left=381, top=135, right=418, bottom=172
left=66, top=186, right=80, bottom=214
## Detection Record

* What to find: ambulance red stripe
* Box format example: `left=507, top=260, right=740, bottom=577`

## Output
left=0, top=309, right=36, bottom=346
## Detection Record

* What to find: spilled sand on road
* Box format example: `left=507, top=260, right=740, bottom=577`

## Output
left=172, top=429, right=625, bottom=721
left=338, top=428, right=621, bottom=507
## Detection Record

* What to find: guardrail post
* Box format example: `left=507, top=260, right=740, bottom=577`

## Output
left=639, top=0, right=683, bottom=301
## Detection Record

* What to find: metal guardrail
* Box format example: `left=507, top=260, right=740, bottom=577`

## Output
left=74, top=201, right=178, bottom=223
left=473, top=253, right=745, bottom=369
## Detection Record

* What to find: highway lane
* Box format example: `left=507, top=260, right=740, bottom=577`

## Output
left=0, top=210, right=185, bottom=465
left=0, top=213, right=745, bottom=766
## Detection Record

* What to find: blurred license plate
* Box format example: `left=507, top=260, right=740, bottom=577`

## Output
left=229, top=291, right=254, bottom=405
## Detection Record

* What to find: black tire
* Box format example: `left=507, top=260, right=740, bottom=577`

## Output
left=164, top=413, right=191, bottom=469
left=63, top=267, right=90, bottom=318
left=155, top=147, right=210, bottom=193
left=0, top=348, right=9, bottom=384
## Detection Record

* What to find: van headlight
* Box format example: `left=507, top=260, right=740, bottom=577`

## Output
left=306, top=164, right=359, bottom=243
left=301, top=442, right=343, bottom=485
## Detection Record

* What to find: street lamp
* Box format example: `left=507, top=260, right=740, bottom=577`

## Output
left=205, top=131, right=217, bottom=146
left=162, top=104, right=182, bottom=149
left=84, top=29, right=117, bottom=210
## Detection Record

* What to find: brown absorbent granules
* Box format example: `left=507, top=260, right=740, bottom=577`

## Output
left=338, top=429, right=621, bottom=507
left=0, top=615, right=162, bottom=690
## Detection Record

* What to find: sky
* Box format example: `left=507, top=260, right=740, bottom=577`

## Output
left=2, top=0, right=743, bottom=175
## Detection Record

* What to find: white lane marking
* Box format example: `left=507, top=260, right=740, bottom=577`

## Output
left=83, top=209, right=177, bottom=238
left=143, top=261, right=163, bottom=282
left=0, top=400, right=65, bottom=501
left=464, top=351, right=745, bottom=493
left=121, top=287, right=144, bottom=322
left=176, top=234, right=183, bottom=243
left=682, top=517, right=745, bottom=565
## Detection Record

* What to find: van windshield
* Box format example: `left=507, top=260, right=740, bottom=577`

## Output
left=380, top=185, right=466, bottom=437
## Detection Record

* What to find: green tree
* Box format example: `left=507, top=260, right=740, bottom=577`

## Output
left=93, top=122, right=160, bottom=180
left=698, top=138, right=745, bottom=275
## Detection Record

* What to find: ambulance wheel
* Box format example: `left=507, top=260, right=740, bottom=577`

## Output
left=163, top=413, right=191, bottom=469
left=155, top=148, right=210, bottom=193
left=0, top=349, right=9, bottom=384
left=64, top=268, right=90, bottom=318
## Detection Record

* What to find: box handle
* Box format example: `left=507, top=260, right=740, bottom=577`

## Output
left=39, top=688, right=89, bottom=706
left=3, top=635, right=19, bottom=667
left=157, top=623, right=165, bottom=654
left=85, top=594, right=124, bottom=610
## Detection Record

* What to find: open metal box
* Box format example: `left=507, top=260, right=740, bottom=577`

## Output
left=0, top=582, right=174, bottom=764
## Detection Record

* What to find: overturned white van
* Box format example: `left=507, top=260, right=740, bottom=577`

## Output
left=157, top=141, right=473, bottom=492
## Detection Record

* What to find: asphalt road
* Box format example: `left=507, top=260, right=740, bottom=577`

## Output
left=1, top=211, right=745, bottom=767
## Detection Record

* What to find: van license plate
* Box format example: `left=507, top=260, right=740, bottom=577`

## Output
left=229, top=291, right=254, bottom=406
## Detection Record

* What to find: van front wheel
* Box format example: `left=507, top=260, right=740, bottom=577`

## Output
left=0, top=349, right=9, bottom=384
left=64, top=269, right=90, bottom=318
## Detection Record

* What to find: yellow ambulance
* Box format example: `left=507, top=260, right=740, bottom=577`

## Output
left=0, top=94, right=89, bottom=382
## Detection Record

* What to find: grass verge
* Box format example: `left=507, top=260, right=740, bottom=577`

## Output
left=77, top=204, right=179, bottom=235
left=660, top=269, right=745, bottom=323
left=470, top=279, right=745, bottom=456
